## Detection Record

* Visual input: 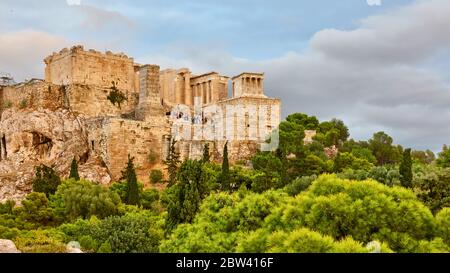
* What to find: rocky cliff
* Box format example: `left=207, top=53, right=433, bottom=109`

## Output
left=0, top=108, right=111, bottom=202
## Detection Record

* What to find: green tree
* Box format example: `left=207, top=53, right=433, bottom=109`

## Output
left=69, top=157, right=80, bottom=181
left=163, top=138, right=181, bottom=186
left=32, top=164, right=61, bottom=197
left=121, top=155, right=140, bottom=205
left=15, top=192, right=54, bottom=228
left=414, top=166, right=450, bottom=214
left=368, top=132, right=401, bottom=165
left=51, top=179, right=121, bottom=221
left=218, top=142, right=231, bottom=191
left=399, top=148, right=413, bottom=188
left=412, top=150, right=435, bottom=165
left=149, top=169, right=163, bottom=184
left=165, top=160, right=209, bottom=232
left=202, top=143, right=211, bottom=163
left=436, top=145, right=450, bottom=168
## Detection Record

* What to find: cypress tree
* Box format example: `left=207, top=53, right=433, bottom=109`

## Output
left=400, top=148, right=413, bottom=188
left=219, top=142, right=230, bottom=191
left=202, top=143, right=210, bottom=163
left=122, top=155, right=140, bottom=205
left=163, top=138, right=181, bottom=186
left=69, top=157, right=80, bottom=181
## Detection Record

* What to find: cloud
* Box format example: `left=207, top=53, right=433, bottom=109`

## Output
left=0, top=30, right=68, bottom=81
left=67, top=0, right=81, bottom=6
left=367, top=0, right=382, bottom=6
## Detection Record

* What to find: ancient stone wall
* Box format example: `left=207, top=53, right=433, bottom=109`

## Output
left=0, top=80, right=64, bottom=112
left=44, top=45, right=138, bottom=92
left=136, top=65, right=165, bottom=121
left=66, top=84, right=139, bottom=118
left=86, top=117, right=170, bottom=182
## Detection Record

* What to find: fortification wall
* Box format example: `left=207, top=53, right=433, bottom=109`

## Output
left=66, top=84, right=139, bottom=118
left=86, top=117, right=170, bottom=183
left=0, top=80, right=65, bottom=113
left=44, top=46, right=138, bottom=92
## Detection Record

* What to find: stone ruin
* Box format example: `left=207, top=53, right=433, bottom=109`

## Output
left=0, top=45, right=281, bottom=201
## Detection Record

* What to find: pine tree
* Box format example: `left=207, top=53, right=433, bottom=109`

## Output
left=202, top=143, right=210, bottom=163
left=400, top=148, right=413, bottom=188
left=121, top=155, right=140, bottom=205
left=166, top=160, right=209, bottom=232
left=69, top=157, right=80, bottom=181
left=218, top=142, right=231, bottom=191
left=32, top=164, right=61, bottom=197
left=163, top=138, right=181, bottom=186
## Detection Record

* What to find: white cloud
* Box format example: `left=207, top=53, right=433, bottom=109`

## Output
left=367, top=0, right=382, bottom=6
left=67, top=0, right=81, bottom=6
left=0, top=30, right=69, bottom=81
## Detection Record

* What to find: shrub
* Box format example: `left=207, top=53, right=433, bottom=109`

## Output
left=14, top=229, right=67, bottom=253
left=19, top=99, right=28, bottom=109
left=150, top=169, right=163, bottom=184
left=51, top=179, right=121, bottom=221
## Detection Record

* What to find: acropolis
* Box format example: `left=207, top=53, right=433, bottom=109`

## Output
left=0, top=45, right=281, bottom=201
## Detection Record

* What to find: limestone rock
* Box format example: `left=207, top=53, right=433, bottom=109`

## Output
left=0, top=239, right=20, bottom=253
left=0, top=108, right=110, bottom=202
left=66, top=241, right=83, bottom=253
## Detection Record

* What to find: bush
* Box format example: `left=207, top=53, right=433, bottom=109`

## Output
left=150, top=170, right=163, bottom=184
left=14, top=192, right=54, bottom=229
left=141, top=189, right=160, bottom=210
left=19, top=99, right=28, bottom=109
left=162, top=175, right=442, bottom=253
left=14, top=229, right=67, bottom=253
left=284, top=175, right=317, bottom=196
left=51, top=179, right=121, bottom=221
left=436, top=208, right=450, bottom=245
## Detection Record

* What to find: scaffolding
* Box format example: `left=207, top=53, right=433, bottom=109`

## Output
left=0, top=72, right=15, bottom=86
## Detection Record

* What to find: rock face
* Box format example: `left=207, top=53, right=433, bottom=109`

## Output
left=0, top=239, right=20, bottom=253
left=0, top=108, right=111, bottom=202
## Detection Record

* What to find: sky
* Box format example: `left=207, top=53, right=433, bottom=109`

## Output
left=1, top=0, right=449, bottom=152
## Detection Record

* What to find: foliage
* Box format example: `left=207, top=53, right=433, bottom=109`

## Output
left=284, top=175, right=317, bottom=196
left=59, top=212, right=164, bottom=253
left=399, top=148, right=413, bottom=188
left=202, top=143, right=211, bottom=163
left=14, top=229, right=67, bottom=253
left=218, top=142, right=231, bottom=191
left=19, top=99, right=28, bottom=109
left=121, top=155, right=140, bottom=205
left=435, top=208, right=450, bottom=245
left=140, top=189, right=160, bottom=210
left=413, top=166, right=450, bottom=214
left=69, top=157, right=80, bottom=181
left=412, top=150, right=435, bottom=165
left=163, top=138, right=181, bottom=186
left=333, top=152, right=374, bottom=173
left=165, top=160, right=209, bottom=232
left=436, top=145, right=450, bottom=168
left=162, top=175, right=442, bottom=253
left=107, top=81, right=127, bottom=109
left=368, top=132, right=402, bottom=165
left=150, top=169, right=164, bottom=184
left=32, top=164, right=61, bottom=197
left=14, top=192, right=55, bottom=228
left=51, top=179, right=121, bottom=221
left=147, top=150, right=159, bottom=164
